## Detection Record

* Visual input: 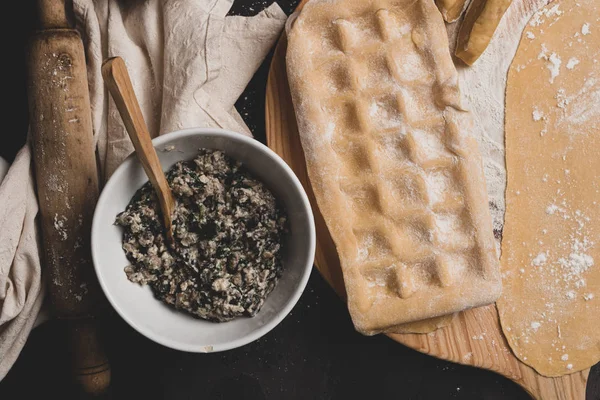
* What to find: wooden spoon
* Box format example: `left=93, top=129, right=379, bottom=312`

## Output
left=101, top=57, right=175, bottom=244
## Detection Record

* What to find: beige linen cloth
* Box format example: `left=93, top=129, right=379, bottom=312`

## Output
left=0, top=0, right=286, bottom=380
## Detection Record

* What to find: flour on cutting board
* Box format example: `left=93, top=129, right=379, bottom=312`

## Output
left=504, top=199, right=596, bottom=372
left=448, top=0, right=554, bottom=243
left=451, top=1, right=600, bottom=247
left=566, top=57, right=580, bottom=70
left=582, top=23, right=591, bottom=35
left=538, top=44, right=562, bottom=84
left=531, top=3, right=563, bottom=26
left=532, top=108, right=545, bottom=121
left=526, top=203, right=595, bottom=297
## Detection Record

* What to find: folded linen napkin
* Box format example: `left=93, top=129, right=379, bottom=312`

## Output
left=0, top=148, right=45, bottom=381
left=0, top=0, right=286, bottom=380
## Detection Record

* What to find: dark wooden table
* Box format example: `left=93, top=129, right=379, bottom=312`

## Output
left=1, top=1, right=599, bottom=399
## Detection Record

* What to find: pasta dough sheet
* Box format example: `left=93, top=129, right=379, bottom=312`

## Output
left=498, top=0, right=600, bottom=377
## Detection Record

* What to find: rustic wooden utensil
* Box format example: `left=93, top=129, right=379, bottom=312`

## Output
left=27, top=0, right=110, bottom=394
left=101, top=57, right=175, bottom=245
left=264, top=0, right=591, bottom=398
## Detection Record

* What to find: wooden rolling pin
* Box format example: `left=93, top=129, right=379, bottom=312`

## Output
left=27, top=0, right=111, bottom=395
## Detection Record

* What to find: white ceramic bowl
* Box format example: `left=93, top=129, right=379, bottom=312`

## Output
left=92, top=128, right=315, bottom=352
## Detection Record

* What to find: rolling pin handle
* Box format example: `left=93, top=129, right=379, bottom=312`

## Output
left=68, top=317, right=111, bottom=396
left=37, top=0, right=72, bottom=29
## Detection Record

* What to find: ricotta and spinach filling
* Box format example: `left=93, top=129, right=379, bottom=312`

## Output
left=116, top=149, right=287, bottom=322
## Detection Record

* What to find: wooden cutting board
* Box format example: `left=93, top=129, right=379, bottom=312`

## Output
left=264, top=1, right=590, bottom=398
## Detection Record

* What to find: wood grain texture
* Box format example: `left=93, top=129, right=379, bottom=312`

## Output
left=27, top=27, right=110, bottom=394
left=264, top=1, right=589, bottom=397
left=101, top=57, right=175, bottom=245
left=37, top=0, right=69, bottom=29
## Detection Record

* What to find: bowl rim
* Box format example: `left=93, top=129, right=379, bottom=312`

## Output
left=91, top=127, right=316, bottom=353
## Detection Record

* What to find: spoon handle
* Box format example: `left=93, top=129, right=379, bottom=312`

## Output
left=101, top=56, right=175, bottom=243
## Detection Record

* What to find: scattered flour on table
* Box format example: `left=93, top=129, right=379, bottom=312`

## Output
left=530, top=4, right=563, bottom=27
left=566, top=57, right=580, bottom=70
left=582, top=23, right=591, bottom=35
left=448, top=0, right=563, bottom=246
left=548, top=53, right=562, bottom=82
left=538, top=44, right=562, bottom=84
left=556, top=78, right=600, bottom=128
left=557, top=240, right=594, bottom=276
left=532, top=252, right=548, bottom=266
left=449, top=1, right=550, bottom=242
left=546, top=204, right=563, bottom=214
left=532, top=108, right=545, bottom=121
left=517, top=196, right=595, bottom=369
left=53, top=214, right=68, bottom=241
left=556, top=88, right=570, bottom=109
left=584, top=293, right=595, bottom=301
left=540, top=204, right=595, bottom=290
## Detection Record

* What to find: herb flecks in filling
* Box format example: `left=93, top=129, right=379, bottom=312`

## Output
left=116, top=149, right=287, bottom=322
